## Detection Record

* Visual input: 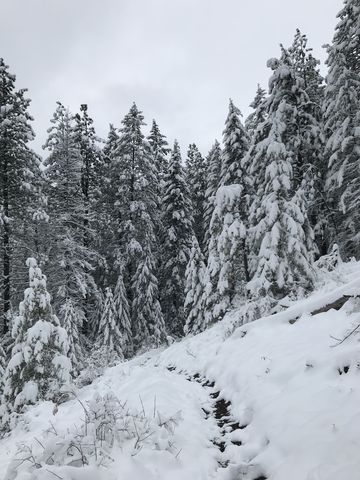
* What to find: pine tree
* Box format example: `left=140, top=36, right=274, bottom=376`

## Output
left=97, top=124, right=120, bottom=291
left=74, top=104, right=102, bottom=244
left=1, top=259, right=71, bottom=417
left=0, top=58, right=47, bottom=333
left=106, top=104, right=163, bottom=349
left=161, top=141, right=194, bottom=336
left=220, top=99, right=249, bottom=186
left=184, top=237, right=207, bottom=335
left=186, top=144, right=207, bottom=248
left=248, top=53, right=315, bottom=299
left=113, top=271, right=132, bottom=357
left=323, top=0, right=360, bottom=258
left=113, top=103, right=159, bottom=260
left=245, top=85, right=267, bottom=137
left=132, top=249, right=166, bottom=349
left=103, top=124, right=119, bottom=165
left=288, top=29, right=327, bottom=256
left=204, top=185, right=248, bottom=324
left=147, top=119, right=170, bottom=184
left=97, top=287, right=124, bottom=360
left=43, top=102, right=98, bottom=349
left=147, top=120, right=170, bottom=267
left=203, top=140, right=222, bottom=257
left=74, top=104, right=103, bottom=332
left=59, top=299, right=83, bottom=375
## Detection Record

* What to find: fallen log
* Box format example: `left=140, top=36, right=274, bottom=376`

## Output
left=311, top=295, right=354, bottom=316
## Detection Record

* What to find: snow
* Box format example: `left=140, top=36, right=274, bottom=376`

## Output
left=2, top=261, right=360, bottom=479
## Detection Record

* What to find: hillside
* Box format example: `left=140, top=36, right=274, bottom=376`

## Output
left=1, top=260, right=360, bottom=480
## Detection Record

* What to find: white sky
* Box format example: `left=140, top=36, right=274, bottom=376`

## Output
left=1, top=0, right=342, bottom=157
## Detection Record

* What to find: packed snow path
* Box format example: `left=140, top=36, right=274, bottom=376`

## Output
left=167, top=367, right=268, bottom=479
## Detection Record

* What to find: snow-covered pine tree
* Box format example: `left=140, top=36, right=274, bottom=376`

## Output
left=147, top=119, right=170, bottom=184
left=113, top=103, right=159, bottom=259
left=161, top=141, right=194, bottom=336
left=184, top=236, right=207, bottom=335
left=73, top=104, right=104, bottom=332
left=131, top=248, right=166, bottom=349
left=323, top=0, right=360, bottom=258
left=1, top=258, right=71, bottom=418
left=0, top=58, right=47, bottom=334
left=207, top=99, right=252, bottom=305
left=43, top=102, right=98, bottom=353
left=203, top=140, right=222, bottom=258
left=220, top=99, right=249, bottom=187
left=96, top=287, right=124, bottom=361
left=59, top=299, right=83, bottom=376
left=248, top=52, right=315, bottom=300
left=113, top=270, right=132, bottom=357
left=245, top=85, right=267, bottom=137
left=96, top=124, right=120, bottom=292
left=288, top=29, right=327, bottom=255
left=103, top=124, right=119, bottom=165
left=147, top=120, right=170, bottom=269
left=186, top=143, right=207, bottom=249
left=289, top=29, right=325, bottom=106
left=108, top=104, right=163, bottom=349
left=203, top=184, right=248, bottom=325
left=74, top=104, right=102, bottom=245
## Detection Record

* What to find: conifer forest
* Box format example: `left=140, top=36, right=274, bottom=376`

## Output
left=1, top=1, right=360, bottom=479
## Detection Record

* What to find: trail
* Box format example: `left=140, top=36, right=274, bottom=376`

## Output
left=167, top=366, right=268, bottom=480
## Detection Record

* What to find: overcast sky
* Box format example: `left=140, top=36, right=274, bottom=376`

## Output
left=1, top=0, right=342, bottom=157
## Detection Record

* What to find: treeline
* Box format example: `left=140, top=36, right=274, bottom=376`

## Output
left=0, top=0, right=359, bottom=420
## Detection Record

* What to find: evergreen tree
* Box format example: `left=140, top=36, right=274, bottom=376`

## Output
left=1, top=258, right=71, bottom=417
left=147, top=120, right=170, bottom=266
left=220, top=99, right=249, bottom=186
left=203, top=140, right=222, bottom=257
left=103, top=124, right=119, bottom=165
left=288, top=29, right=327, bottom=255
left=245, top=85, right=267, bottom=137
left=248, top=53, right=315, bottom=299
left=97, top=124, right=120, bottom=291
left=107, top=104, right=163, bottom=349
left=147, top=119, right=170, bottom=184
left=204, top=185, right=248, bottom=324
left=161, top=141, right=194, bottom=336
left=0, top=58, right=47, bottom=333
left=74, top=104, right=102, bottom=245
left=43, top=102, right=98, bottom=347
left=217, top=100, right=252, bottom=287
left=74, top=104, right=103, bottom=332
left=132, top=249, right=166, bottom=349
left=97, top=287, right=124, bottom=360
left=323, top=0, right=360, bottom=258
left=113, top=270, right=132, bottom=357
left=184, top=237, right=207, bottom=335
left=59, top=299, right=83, bottom=376
left=186, top=143, right=207, bottom=248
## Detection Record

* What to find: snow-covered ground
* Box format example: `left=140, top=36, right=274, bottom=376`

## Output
left=1, top=260, right=360, bottom=479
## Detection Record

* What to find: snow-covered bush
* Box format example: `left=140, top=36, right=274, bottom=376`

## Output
left=1, top=259, right=71, bottom=428
left=5, top=391, right=182, bottom=480
left=315, top=243, right=342, bottom=272
left=76, top=345, right=122, bottom=387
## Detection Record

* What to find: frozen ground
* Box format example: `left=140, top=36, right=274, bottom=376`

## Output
left=1, top=260, right=360, bottom=479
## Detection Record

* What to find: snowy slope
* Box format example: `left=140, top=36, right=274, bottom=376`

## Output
left=1, top=261, right=360, bottom=480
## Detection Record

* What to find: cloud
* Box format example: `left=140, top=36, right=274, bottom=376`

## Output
left=1, top=0, right=341, bottom=158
